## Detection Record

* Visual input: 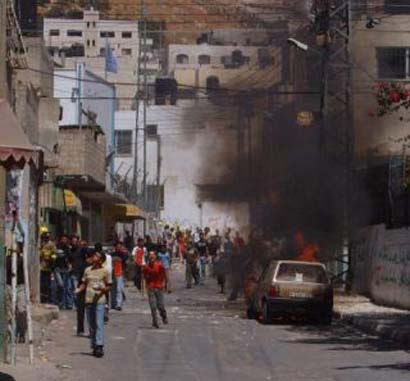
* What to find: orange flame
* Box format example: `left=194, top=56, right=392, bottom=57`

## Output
left=294, top=231, right=319, bottom=262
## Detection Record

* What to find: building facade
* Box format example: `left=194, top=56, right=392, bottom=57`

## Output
left=43, top=8, right=160, bottom=110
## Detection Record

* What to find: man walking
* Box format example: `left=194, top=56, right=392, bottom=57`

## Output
left=55, top=236, right=72, bottom=309
left=185, top=242, right=199, bottom=288
left=157, top=244, right=171, bottom=293
left=111, top=242, right=129, bottom=310
left=132, top=238, right=146, bottom=291
left=143, top=251, right=168, bottom=329
left=196, top=233, right=208, bottom=284
left=75, top=250, right=112, bottom=358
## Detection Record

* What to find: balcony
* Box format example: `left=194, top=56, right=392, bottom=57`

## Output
left=56, top=125, right=106, bottom=190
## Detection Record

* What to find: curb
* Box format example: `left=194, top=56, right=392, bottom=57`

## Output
left=334, top=310, right=410, bottom=345
left=32, top=304, right=59, bottom=325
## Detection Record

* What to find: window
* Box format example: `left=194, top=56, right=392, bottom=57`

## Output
left=147, top=124, right=158, bottom=138
left=146, top=185, right=164, bottom=210
left=198, top=54, right=211, bottom=65
left=49, top=29, right=60, bottom=36
left=206, top=76, right=220, bottom=92
left=122, top=31, right=132, bottom=38
left=93, top=21, right=96, bottom=27
left=176, top=54, right=189, bottom=64
left=385, top=1, right=410, bottom=14
left=100, top=48, right=106, bottom=56
left=258, top=48, right=274, bottom=69
left=87, top=39, right=90, bottom=47
left=377, top=47, right=407, bottom=79
left=100, top=31, right=115, bottom=38
left=115, top=130, right=133, bottom=155
left=67, top=30, right=83, bottom=37
left=92, top=40, right=95, bottom=47
left=87, top=22, right=90, bottom=28
left=276, top=263, right=328, bottom=284
left=121, top=48, right=132, bottom=56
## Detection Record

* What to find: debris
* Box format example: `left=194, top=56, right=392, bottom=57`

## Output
left=56, top=364, right=72, bottom=369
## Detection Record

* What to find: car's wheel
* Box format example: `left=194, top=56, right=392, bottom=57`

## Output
left=262, top=300, right=272, bottom=325
left=318, top=310, right=333, bottom=325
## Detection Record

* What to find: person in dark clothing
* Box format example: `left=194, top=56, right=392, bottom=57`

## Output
left=55, top=236, right=72, bottom=309
left=72, top=239, right=90, bottom=335
left=68, top=236, right=84, bottom=302
left=123, top=231, right=134, bottom=253
left=145, top=235, right=157, bottom=253
left=196, top=233, right=208, bottom=284
left=185, top=243, right=199, bottom=288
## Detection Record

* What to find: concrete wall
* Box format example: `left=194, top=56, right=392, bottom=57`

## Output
left=352, top=224, right=410, bottom=310
left=168, top=44, right=279, bottom=71
left=57, top=127, right=106, bottom=186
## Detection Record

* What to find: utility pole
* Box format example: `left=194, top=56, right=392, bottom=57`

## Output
left=132, top=0, right=144, bottom=201
left=142, top=2, right=148, bottom=209
left=316, top=0, right=353, bottom=288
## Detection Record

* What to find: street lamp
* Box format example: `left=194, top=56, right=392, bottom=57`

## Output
left=287, top=38, right=309, bottom=52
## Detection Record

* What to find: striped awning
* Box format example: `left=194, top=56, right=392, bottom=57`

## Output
left=0, top=99, right=38, bottom=168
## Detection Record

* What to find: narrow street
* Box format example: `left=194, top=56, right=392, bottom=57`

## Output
left=14, top=264, right=409, bottom=381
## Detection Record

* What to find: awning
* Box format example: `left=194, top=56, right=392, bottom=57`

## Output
left=116, top=203, right=146, bottom=219
left=0, top=99, right=38, bottom=168
left=105, top=203, right=146, bottom=221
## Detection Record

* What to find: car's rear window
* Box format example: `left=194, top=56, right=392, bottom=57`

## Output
left=276, top=263, right=328, bottom=283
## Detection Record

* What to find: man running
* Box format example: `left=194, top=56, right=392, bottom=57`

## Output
left=143, top=251, right=168, bottom=329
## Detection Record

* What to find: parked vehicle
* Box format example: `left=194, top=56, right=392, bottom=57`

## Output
left=246, top=260, right=333, bottom=325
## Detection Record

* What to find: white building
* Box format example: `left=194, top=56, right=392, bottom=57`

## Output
left=44, top=8, right=159, bottom=109
left=54, top=63, right=116, bottom=189
left=44, top=8, right=139, bottom=60
left=114, top=100, right=251, bottom=234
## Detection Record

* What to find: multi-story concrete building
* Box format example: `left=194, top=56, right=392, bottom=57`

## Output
left=168, top=43, right=282, bottom=90
left=44, top=8, right=139, bottom=60
left=43, top=8, right=159, bottom=109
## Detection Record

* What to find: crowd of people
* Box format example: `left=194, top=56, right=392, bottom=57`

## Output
left=38, top=226, right=248, bottom=358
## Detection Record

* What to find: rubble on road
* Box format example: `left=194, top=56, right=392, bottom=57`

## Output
left=334, top=294, right=410, bottom=344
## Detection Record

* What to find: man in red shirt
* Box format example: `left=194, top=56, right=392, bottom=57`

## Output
left=143, top=251, right=168, bottom=328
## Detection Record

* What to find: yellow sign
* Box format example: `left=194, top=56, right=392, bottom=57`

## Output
left=64, top=190, right=82, bottom=214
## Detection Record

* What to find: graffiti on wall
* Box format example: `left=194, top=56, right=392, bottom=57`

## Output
left=353, top=224, right=410, bottom=310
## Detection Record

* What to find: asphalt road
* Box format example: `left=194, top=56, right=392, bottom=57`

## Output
left=10, top=263, right=410, bottom=381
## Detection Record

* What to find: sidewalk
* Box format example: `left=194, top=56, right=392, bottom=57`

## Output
left=334, top=294, right=410, bottom=345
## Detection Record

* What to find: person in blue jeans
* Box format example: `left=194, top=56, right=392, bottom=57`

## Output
left=76, top=250, right=112, bottom=358
left=54, top=237, right=73, bottom=310
left=157, top=244, right=171, bottom=293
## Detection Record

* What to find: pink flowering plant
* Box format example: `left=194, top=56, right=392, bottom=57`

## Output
left=373, top=82, right=410, bottom=118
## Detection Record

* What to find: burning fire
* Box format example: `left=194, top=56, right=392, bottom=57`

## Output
left=294, top=231, right=319, bottom=262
